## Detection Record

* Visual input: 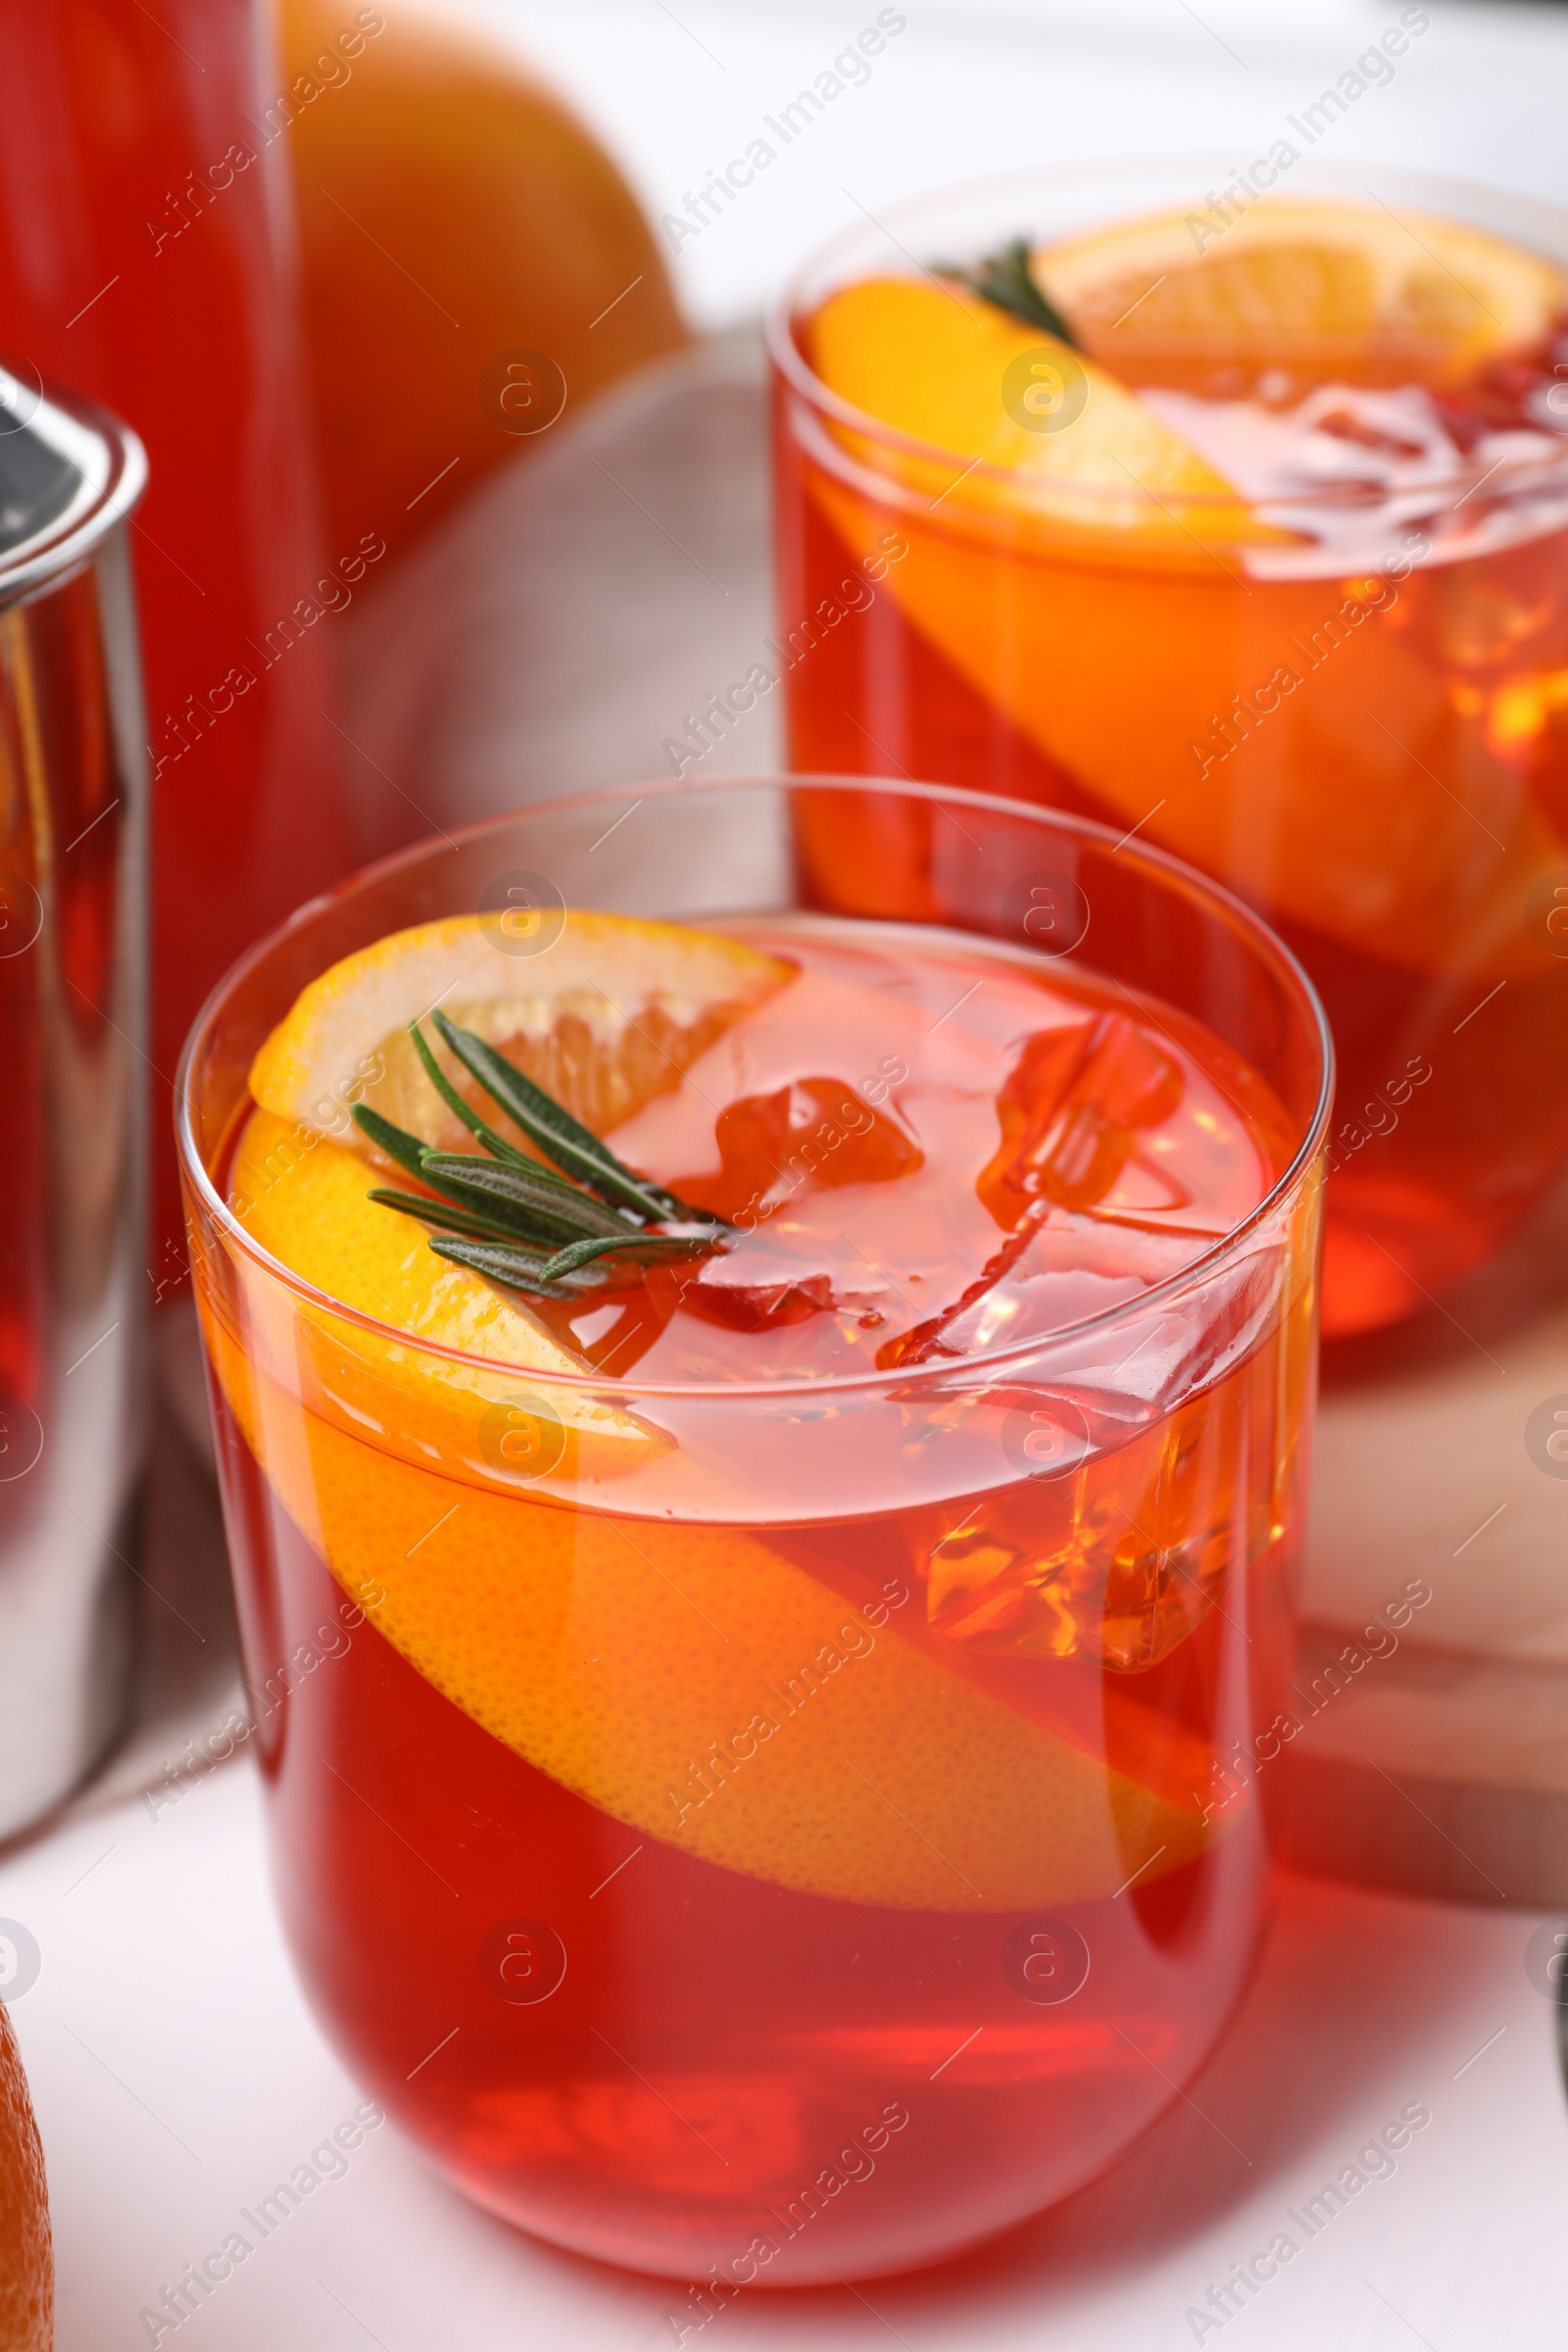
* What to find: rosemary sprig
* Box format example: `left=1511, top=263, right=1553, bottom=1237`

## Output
left=428, top=1007, right=699, bottom=1224
left=409, top=1020, right=534, bottom=1168
left=353, top=1012, right=731, bottom=1302
left=942, top=235, right=1080, bottom=348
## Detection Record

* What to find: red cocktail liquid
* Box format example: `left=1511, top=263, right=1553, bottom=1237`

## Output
left=215, top=1428, right=1273, bottom=2283
left=0, top=0, right=360, bottom=1261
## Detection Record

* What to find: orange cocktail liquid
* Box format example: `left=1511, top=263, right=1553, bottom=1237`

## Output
left=205, top=914, right=1312, bottom=2283
left=775, top=319, right=1568, bottom=1339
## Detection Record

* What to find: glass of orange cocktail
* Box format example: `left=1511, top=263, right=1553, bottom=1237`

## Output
left=770, top=164, right=1568, bottom=1338
left=177, top=776, right=1328, bottom=2282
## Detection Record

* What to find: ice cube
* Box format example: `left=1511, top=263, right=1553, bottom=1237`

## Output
left=881, top=1210, right=1216, bottom=1370
left=923, top=1498, right=1242, bottom=1673
left=672, top=1077, right=921, bottom=1226
left=891, top=1213, right=1293, bottom=1671
left=1009, top=1241, right=1285, bottom=1446
left=978, top=1014, right=1185, bottom=1230
left=647, top=1236, right=837, bottom=1332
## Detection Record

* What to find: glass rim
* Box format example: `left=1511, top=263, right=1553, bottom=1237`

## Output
left=765, top=152, right=1568, bottom=519
left=174, top=772, right=1334, bottom=1402
left=0, top=370, right=148, bottom=609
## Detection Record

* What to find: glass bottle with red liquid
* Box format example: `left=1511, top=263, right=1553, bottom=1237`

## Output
left=0, top=0, right=359, bottom=1268
left=178, top=777, right=1330, bottom=2281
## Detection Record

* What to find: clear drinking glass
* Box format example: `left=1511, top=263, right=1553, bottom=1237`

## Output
left=177, top=776, right=1329, bottom=2281
left=770, top=162, right=1568, bottom=1338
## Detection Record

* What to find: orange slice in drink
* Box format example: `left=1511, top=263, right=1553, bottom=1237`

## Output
left=804, top=275, right=1261, bottom=547
left=0, top=2002, right=51, bottom=2352
left=209, top=1336, right=1218, bottom=1910
left=251, top=907, right=796, bottom=1149
left=221, top=910, right=796, bottom=1483
left=204, top=912, right=1221, bottom=1910
left=1035, top=197, right=1568, bottom=392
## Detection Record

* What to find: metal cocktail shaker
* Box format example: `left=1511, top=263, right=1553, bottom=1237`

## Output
left=0, top=366, right=147, bottom=1838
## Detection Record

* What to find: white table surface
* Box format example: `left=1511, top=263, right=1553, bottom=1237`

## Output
left=4, top=1756, right=1564, bottom=2350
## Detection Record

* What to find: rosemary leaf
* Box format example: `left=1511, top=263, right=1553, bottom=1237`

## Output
left=354, top=1089, right=603, bottom=1248
left=361, top=1135, right=575, bottom=1248
left=428, top=1007, right=680, bottom=1221
left=356, top=1107, right=567, bottom=1250
left=427, top=1233, right=607, bottom=1300
left=353, top=1103, right=438, bottom=1183
left=945, top=236, right=1080, bottom=348
left=536, top=1231, right=713, bottom=1283
left=419, top=1151, right=628, bottom=1242
left=367, top=1187, right=541, bottom=1249
left=354, top=1002, right=735, bottom=1308
left=409, top=1019, right=534, bottom=1166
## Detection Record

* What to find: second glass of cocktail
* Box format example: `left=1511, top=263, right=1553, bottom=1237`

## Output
left=178, top=777, right=1328, bottom=2282
left=771, top=163, right=1568, bottom=1337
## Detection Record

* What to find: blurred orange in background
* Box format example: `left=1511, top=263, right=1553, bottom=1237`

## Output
left=282, top=0, right=691, bottom=566
left=0, top=2003, right=50, bottom=2352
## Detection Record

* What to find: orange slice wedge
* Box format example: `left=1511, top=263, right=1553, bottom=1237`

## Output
left=1035, top=197, right=1568, bottom=391
left=805, top=274, right=1261, bottom=548
left=251, top=907, right=796, bottom=1151
left=208, top=1330, right=1217, bottom=1910
left=220, top=910, right=795, bottom=1484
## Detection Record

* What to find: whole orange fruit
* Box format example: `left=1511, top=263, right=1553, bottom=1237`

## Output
left=0, top=2002, right=51, bottom=2352
left=279, top=0, right=689, bottom=564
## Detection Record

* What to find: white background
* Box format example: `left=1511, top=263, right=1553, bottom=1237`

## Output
left=460, top=0, right=1568, bottom=328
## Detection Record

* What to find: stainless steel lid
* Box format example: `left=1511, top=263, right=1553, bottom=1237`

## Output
left=0, top=362, right=147, bottom=606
